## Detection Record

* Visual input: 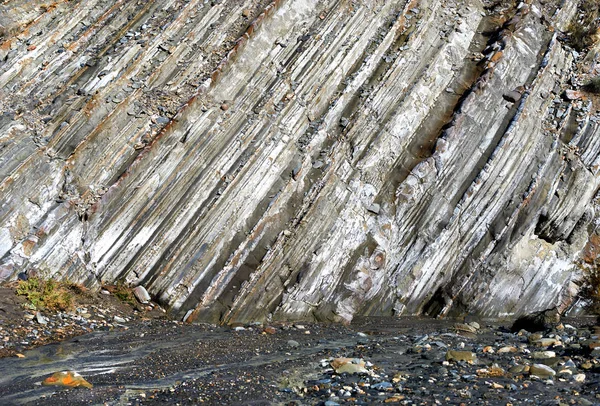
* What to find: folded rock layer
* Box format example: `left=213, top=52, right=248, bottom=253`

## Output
left=0, top=0, right=598, bottom=323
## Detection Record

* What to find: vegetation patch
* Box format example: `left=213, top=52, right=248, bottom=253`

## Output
left=16, top=278, right=79, bottom=311
left=113, top=284, right=136, bottom=306
left=566, top=0, right=599, bottom=51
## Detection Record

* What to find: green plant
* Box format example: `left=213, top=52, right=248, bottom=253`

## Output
left=113, top=284, right=136, bottom=305
left=16, top=277, right=74, bottom=311
left=567, top=0, right=599, bottom=51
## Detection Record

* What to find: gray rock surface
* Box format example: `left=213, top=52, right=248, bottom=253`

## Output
left=0, top=0, right=599, bottom=323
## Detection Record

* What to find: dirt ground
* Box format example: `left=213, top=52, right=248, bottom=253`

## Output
left=0, top=284, right=167, bottom=359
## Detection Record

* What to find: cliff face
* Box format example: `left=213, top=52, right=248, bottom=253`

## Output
left=1, top=0, right=599, bottom=323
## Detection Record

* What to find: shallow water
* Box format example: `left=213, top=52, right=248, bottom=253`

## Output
left=0, top=320, right=360, bottom=405
left=1, top=317, right=595, bottom=405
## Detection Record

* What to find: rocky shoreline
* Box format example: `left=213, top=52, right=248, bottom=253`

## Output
left=1, top=291, right=599, bottom=406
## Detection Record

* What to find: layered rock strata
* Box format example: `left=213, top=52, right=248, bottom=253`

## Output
left=0, top=0, right=598, bottom=323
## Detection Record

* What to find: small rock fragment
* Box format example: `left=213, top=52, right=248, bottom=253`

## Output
left=532, top=351, right=556, bottom=359
left=133, top=286, right=151, bottom=304
left=42, top=371, right=93, bottom=389
left=509, top=365, right=526, bottom=374
left=36, top=312, right=48, bottom=325
left=529, top=364, right=556, bottom=378
left=445, top=350, right=476, bottom=362
left=372, top=381, right=393, bottom=390
left=468, top=321, right=480, bottom=330
left=331, top=357, right=368, bottom=374
left=564, top=89, right=583, bottom=100
left=366, top=203, right=380, bottom=215
left=533, top=338, right=559, bottom=347
left=477, top=363, right=504, bottom=377
left=455, top=323, right=477, bottom=334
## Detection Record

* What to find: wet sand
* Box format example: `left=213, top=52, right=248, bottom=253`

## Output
left=1, top=316, right=598, bottom=405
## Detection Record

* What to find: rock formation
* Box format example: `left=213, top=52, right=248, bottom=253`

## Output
left=1, top=0, right=599, bottom=323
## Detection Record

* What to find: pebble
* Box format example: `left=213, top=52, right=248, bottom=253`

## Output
left=529, top=364, right=556, bottom=378
left=445, top=350, right=476, bottom=362
left=533, top=338, right=559, bottom=347
left=468, top=321, right=480, bottom=330
left=42, top=371, right=92, bottom=389
left=366, top=203, right=380, bottom=215
left=564, top=89, right=583, bottom=100
left=532, top=350, right=556, bottom=359
left=155, top=116, right=170, bottom=125
left=330, top=358, right=368, bottom=374
left=455, top=323, right=477, bottom=334
left=372, top=382, right=393, bottom=390
left=133, top=286, right=151, bottom=304
left=287, top=340, right=299, bottom=348
left=36, top=312, right=48, bottom=325
left=509, top=365, right=527, bottom=374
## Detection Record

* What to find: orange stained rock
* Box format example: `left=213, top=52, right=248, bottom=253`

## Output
left=330, top=357, right=353, bottom=370
left=42, top=371, right=93, bottom=389
left=490, top=51, right=503, bottom=63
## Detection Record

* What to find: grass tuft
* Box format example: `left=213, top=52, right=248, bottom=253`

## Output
left=16, top=278, right=74, bottom=311
left=113, top=284, right=136, bottom=306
